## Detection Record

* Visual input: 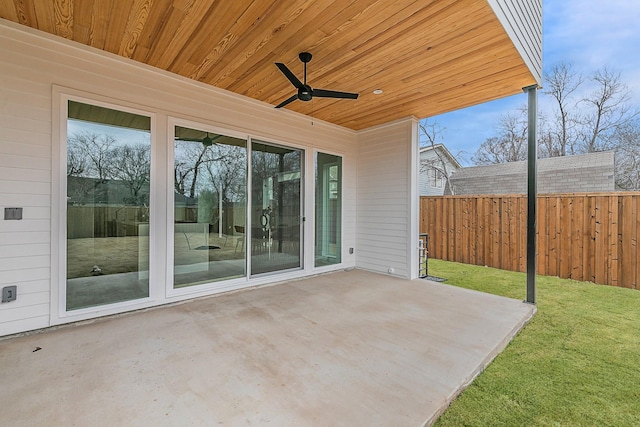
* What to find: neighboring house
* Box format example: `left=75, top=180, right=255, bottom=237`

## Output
left=419, top=144, right=462, bottom=196
left=0, top=1, right=542, bottom=337
left=446, top=151, right=615, bottom=195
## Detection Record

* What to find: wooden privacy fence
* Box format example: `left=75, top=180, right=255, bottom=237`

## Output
left=420, top=193, right=640, bottom=289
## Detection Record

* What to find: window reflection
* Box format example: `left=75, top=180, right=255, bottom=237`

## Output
left=66, top=100, right=151, bottom=310
left=173, top=126, right=247, bottom=287
left=251, top=141, right=303, bottom=275
left=315, top=153, right=342, bottom=267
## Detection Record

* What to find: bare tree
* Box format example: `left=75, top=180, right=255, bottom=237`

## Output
left=110, top=143, right=151, bottom=205
left=66, top=142, right=93, bottom=204
left=579, top=67, right=638, bottom=153
left=612, top=119, right=640, bottom=190
left=472, top=64, right=639, bottom=188
left=472, top=108, right=528, bottom=164
left=174, top=140, right=225, bottom=199
left=68, top=131, right=116, bottom=181
left=66, top=131, right=119, bottom=204
left=66, top=143, right=87, bottom=177
left=204, top=144, right=247, bottom=204
left=543, top=61, right=582, bottom=156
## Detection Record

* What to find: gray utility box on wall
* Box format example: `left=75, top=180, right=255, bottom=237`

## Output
left=2, top=286, right=17, bottom=302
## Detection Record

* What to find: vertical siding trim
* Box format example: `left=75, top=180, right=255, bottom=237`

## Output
left=408, top=119, right=420, bottom=279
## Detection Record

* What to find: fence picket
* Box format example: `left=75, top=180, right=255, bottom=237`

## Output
left=420, top=193, right=640, bottom=289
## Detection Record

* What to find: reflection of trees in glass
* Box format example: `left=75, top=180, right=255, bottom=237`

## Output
left=251, top=149, right=277, bottom=210
left=174, top=138, right=246, bottom=203
left=174, top=134, right=247, bottom=236
left=203, top=144, right=247, bottom=204
left=252, top=145, right=301, bottom=229
left=110, top=144, right=151, bottom=205
left=66, top=131, right=150, bottom=206
left=174, top=141, right=219, bottom=199
left=68, top=131, right=116, bottom=181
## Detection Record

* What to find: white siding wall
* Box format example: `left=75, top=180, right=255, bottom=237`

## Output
left=0, top=21, right=359, bottom=336
left=356, top=118, right=419, bottom=279
left=419, top=150, right=443, bottom=197
left=488, top=0, right=543, bottom=85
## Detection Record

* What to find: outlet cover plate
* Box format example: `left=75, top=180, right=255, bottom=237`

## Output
left=2, top=285, right=17, bottom=302
left=4, top=207, right=23, bottom=220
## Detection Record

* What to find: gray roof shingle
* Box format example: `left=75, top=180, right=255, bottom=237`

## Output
left=448, top=151, right=615, bottom=195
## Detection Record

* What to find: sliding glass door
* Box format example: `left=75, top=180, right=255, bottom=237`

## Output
left=250, top=141, right=303, bottom=275
left=172, top=126, right=247, bottom=287
left=65, top=103, right=309, bottom=309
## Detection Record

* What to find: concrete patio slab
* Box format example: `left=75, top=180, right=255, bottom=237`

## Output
left=0, top=270, right=535, bottom=426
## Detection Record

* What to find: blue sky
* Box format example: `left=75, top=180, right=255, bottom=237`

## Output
left=429, top=0, right=640, bottom=165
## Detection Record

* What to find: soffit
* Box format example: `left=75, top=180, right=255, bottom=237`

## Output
left=0, top=0, right=537, bottom=130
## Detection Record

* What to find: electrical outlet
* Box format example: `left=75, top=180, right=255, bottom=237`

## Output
left=2, top=285, right=17, bottom=303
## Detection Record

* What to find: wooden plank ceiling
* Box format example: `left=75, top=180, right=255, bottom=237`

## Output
left=0, top=0, right=537, bottom=130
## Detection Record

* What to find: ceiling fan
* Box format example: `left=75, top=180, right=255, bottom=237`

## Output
left=174, top=132, right=221, bottom=147
left=274, top=52, right=359, bottom=109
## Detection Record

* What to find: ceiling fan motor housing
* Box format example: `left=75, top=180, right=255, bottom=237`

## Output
left=299, top=52, right=313, bottom=63
left=298, top=85, right=313, bottom=101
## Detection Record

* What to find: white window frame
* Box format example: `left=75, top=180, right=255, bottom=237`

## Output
left=166, top=117, right=250, bottom=298
left=52, top=88, right=157, bottom=325
left=312, top=148, right=347, bottom=274
left=430, top=167, right=444, bottom=188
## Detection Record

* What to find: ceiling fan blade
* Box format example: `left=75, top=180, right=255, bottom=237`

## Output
left=174, top=137, right=204, bottom=142
left=275, top=94, right=298, bottom=108
left=312, top=88, right=359, bottom=100
left=275, top=63, right=304, bottom=89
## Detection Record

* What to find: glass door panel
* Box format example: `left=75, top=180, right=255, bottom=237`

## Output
left=251, top=141, right=303, bottom=275
left=315, top=153, right=342, bottom=266
left=173, top=126, right=247, bottom=287
left=66, top=100, right=151, bottom=310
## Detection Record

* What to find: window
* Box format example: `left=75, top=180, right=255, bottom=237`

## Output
left=65, top=100, right=151, bottom=310
left=431, top=168, right=444, bottom=188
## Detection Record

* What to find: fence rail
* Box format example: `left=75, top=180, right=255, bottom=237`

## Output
left=420, top=193, right=640, bottom=289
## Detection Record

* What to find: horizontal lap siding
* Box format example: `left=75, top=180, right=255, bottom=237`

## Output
left=0, top=39, right=54, bottom=335
left=420, top=193, right=640, bottom=289
left=357, top=120, right=414, bottom=278
left=489, top=0, right=542, bottom=84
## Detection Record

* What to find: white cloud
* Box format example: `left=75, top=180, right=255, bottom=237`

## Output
left=545, top=0, right=640, bottom=70
left=544, top=0, right=640, bottom=105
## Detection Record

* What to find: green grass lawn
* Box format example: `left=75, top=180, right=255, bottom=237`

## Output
left=429, top=259, right=640, bottom=427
